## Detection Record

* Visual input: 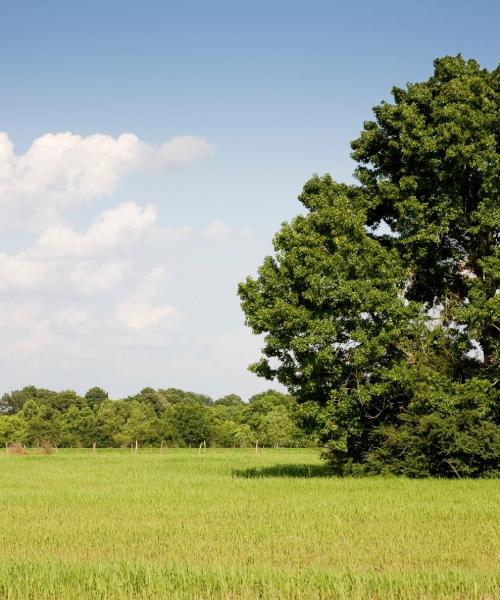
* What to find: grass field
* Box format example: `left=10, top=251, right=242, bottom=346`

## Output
left=0, top=448, right=498, bottom=599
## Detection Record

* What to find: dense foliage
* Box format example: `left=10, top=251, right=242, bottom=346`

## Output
left=238, top=56, right=499, bottom=477
left=0, top=386, right=316, bottom=449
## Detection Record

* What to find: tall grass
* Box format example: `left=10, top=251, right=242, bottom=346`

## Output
left=0, top=448, right=498, bottom=599
left=5, top=442, right=27, bottom=455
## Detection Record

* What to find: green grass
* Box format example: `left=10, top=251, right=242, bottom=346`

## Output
left=0, top=448, right=498, bottom=599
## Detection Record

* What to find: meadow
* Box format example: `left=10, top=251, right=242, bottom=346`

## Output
left=0, top=448, right=498, bottom=599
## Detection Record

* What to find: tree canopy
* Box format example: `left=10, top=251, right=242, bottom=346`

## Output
left=0, top=386, right=313, bottom=450
left=238, top=56, right=499, bottom=477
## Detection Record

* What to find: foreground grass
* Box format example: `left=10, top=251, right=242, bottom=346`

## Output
left=0, top=449, right=498, bottom=599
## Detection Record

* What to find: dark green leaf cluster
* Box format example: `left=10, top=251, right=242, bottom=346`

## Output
left=238, top=56, right=499, bottom=477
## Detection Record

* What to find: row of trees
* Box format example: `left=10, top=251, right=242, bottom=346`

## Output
left=0, top=386, right=317, bottom=449
left=239, top=56, right=499, bottom=477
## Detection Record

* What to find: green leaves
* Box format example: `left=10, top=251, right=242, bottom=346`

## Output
left=239, top=175, right=417, bottom=407
left=239, top=56, right=499, bottom=477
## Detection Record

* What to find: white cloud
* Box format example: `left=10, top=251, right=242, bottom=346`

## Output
left=0, top=252, right=54, bottom=290
left=0, top=202, right=153, bottom=292
left=155, top=136, right=215, bottom=168
left=0, top=300, right=40, bottom=329
left=116, top=267, right=182, bottom=331
left=192, top=329, right=263, bottom=375
left=52, top=307, right=94, bottom=339
left=56, top=307, right=91, bottom=327
left=0, top=131, right=215, bottom=229
left=0, top=129, right=276, bottom=399
left=203, top=220, right=232, bottom=240
left=0, top=300, right=53, bottom=356
left=34, top=202, right=157, bottom=257
left=70, top=261, right=127, bottom=295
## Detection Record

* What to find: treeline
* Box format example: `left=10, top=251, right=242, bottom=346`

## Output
left=0, top=386, right=318, bottom=448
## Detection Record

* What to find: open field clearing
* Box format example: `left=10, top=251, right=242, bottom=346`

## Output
left=0, top=448, right=498, bottom=599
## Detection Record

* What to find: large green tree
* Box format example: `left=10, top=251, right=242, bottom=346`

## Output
left=238, top=56, right=499, bottom=477
left=352, top=55, right=499, bottom=375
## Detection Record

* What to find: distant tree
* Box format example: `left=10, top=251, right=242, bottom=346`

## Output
left=84, top=387, right=109, bottom=411
left=58, top=405, right=96, bottom=447
left=212, top=420, right=254, bottom=447
left=0, top=415, right=27, bottom=446
left=0, top=386, right=56, bottom=414
left=214, top=394, right=243, bottom=406
left=247, top=390, right=293, bottom=412
left=20, top=399, right=39, bottom=421
left=159, top=388, right=213, bottom=406
left=157, top=407, right=183, bottom=446
left=258, top=406, right=300, bottom=447
left=0, top=391, right=25, bottom=415
left=212, top=396, right=245, bottom=425
left=133, top=387, right=165, bottom=416
left=0, top=384, right=311, bottom=449
left=47, top=390, right=86, bottom=413
left=115, top=401, right=160, bottom=447
left=94, top=400, right=126, bottom=447
left=172, top=400, right=212, bottom=446
left=20, top=401, right=57, bottom=446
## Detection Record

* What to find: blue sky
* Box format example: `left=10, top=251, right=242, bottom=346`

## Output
left=0, top=1, right=498, bottom=399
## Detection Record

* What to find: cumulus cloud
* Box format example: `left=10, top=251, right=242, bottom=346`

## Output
left=203, top=220, right=232, bottom=240
left=116, top=267, right=182, bottom=331
left=56, top=307, right=91, bottom=327
left=0, top=253, right=54, bottom=290
left=52, top=308, right=94, bottom=338
left=0, top=128, right=271, bottom=399
left=70, top=261, right=127, bottom=295
left=154, top=136, right=216, bottom=168
left=0, top=300, right=53, bottom=356
left=34, top=202, right=157, bottom=257
left=0, top=131, right=215, bottom=228
left=0, top=202, right=156, bottom=293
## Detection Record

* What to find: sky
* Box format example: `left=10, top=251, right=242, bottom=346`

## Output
left=0, top=0, right=499, bottom=400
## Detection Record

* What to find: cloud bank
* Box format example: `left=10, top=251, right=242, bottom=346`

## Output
left=0, top=131, right=215, bottom=228
left=0, top=131, right=271, bottom=399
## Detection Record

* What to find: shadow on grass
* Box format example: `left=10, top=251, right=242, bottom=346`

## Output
left=232, top=463, right=333, bottom=479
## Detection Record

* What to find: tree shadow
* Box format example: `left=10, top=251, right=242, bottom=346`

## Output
left=232, top=463, right=333, bottom=479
